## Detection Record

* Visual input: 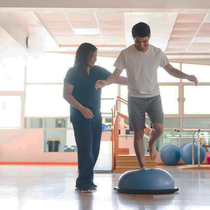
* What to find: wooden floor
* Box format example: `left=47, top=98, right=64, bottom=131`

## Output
left=1, top=165, right=210, bottom=209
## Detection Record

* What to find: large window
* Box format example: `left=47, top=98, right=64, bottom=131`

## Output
left=2, top=47, right=210, bottom=130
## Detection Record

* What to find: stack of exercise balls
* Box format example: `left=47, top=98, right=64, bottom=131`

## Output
left=160, top=143, right=206, bottom=165
left=160, top=145, right=181, bottom=165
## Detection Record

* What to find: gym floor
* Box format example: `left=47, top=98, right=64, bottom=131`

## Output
left=1, top=165, right=210, bottom=209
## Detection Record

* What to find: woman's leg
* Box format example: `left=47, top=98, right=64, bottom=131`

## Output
left=91, top=121, right=102, bottom=183
left=92, top=121, right=102, bottom=165
left=72, top=121, right=94, bottom=189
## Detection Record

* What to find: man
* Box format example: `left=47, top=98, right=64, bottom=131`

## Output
left=95, top=22, right=198, bottom=169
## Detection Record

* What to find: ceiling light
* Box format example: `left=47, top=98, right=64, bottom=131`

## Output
left=73, top=28, right=100, bottom=35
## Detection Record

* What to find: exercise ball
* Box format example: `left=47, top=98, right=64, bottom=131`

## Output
left=179, top=143, right=188, bottom=151
left=160, top=145, right=181, bottom=165
left=207, top=153, right=210, bottom=164
left=179, top=143, right=205, bottom=164
left=114, top=168, right=179, bottom=194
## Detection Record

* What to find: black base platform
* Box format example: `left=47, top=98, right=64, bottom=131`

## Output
left=114, top=187, right=179, bottom=194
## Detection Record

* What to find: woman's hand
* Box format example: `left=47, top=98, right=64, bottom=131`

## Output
left=80, top=107, right=94, bottom=119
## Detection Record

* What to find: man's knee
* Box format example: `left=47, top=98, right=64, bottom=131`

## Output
left=153, top=123, right=163, bottom=136
left=134, top=129, right=145, bottom=140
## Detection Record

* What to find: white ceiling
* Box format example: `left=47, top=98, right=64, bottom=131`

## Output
left=0, top=7, right=210, bottom=63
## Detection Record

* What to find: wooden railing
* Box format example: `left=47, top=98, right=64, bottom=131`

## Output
left=111, top=96, right=151, bottom=172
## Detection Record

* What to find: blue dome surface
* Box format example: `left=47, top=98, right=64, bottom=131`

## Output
left=118, top=168, right=175, bottom=191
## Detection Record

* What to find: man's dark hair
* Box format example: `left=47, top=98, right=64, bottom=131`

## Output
left=132, top=22, right=151, bottom=38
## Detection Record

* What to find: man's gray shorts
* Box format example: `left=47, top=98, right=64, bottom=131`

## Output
left=128, top=95, right=164, bottom=131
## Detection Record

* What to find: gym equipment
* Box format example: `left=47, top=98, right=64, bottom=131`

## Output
left=206, top=152, right=210, bottom=164
left=160, top=145, right=181, bottom=165
left=175, top=129, right=210, bottom=168
left=179, top=142, right=205, bottom=164
left=114, top=168, right=179, bottom=194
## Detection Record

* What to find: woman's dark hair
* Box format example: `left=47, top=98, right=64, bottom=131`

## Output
left=74, top=43, right=97, bottom=80
left=132, top=22, right=151, bottom=38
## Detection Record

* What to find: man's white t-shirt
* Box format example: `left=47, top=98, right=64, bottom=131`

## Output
left=114, top=44, right=169, bottom=98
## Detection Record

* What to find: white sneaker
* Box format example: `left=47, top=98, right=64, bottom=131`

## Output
left=80, top=188, right=92, bottom=193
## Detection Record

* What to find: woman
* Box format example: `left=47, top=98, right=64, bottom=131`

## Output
left=63, top=43, right=127, bottom=193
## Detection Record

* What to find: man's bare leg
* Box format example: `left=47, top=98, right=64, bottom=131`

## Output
left=148, top=123, right=163, bottom=161
left=134, top=129, right=146, bottom=169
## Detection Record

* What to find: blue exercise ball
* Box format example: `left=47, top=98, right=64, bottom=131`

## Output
left=179, top=143, right=205, bottom=164
left=160, top=145, right=181, bottom=165
left=114, top=168, right=178, bottom=194
left=179, top=143, right=188, bottom=151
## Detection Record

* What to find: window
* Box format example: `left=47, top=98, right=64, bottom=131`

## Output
left=121, top=86, right=128, bottom=100
left=27, top=53, right=74, bottom=83
left=0, top=96, right=22, bottom=128
left=25, top=53, right=74, bottom=118
left=158, top=63, right=180, bottom=83
left=183, top=118, right=210, bottom=128
left=96, top=56, right=115, bottom=72
left=101, top=99, right=115, bottom=113
left=96, top=56, right=118, bottom=99
left=184, top=86, right=210, bottom=114
left=182, top=64, right=210, bottom=83
left=159, top=86, right=179, bottom=114
left=120, top=86, right=128, bottom=115
left=25, top=85, right=69, bottom=117
left=120, top=86, right=179, bottom=115
left=101, top=85, right=117, bottom=98
left=0, top=62, right=25, bottom=91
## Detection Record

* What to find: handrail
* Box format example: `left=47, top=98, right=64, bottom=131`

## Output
left=117, top=96, right=128, bottom=105
left=117, top=96, right=127, bottom=102
left=117, top=112, right=128, bottom=121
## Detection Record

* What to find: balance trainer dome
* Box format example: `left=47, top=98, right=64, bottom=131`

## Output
left=114, top=168, right=179, bottom=194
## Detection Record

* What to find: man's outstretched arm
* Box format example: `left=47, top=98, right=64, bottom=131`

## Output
left=116, top=76, right=128, bottom=85
left=95, top=68, right=123, bottom=89
left=164, top=63, right=198, bottom=85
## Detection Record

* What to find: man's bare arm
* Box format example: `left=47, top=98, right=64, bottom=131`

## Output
left=164, top=63, right=198, bottom=85
left=95, top=68, right=123, bottom=89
